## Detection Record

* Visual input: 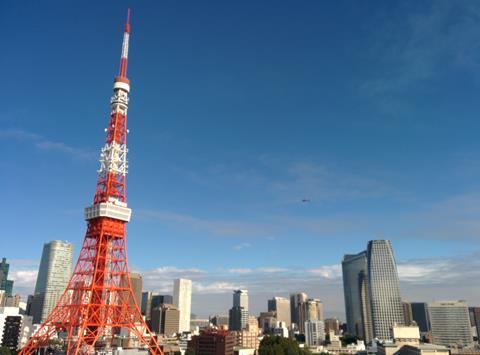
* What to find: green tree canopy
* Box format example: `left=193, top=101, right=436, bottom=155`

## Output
left=259, top=336, right=312, bottom=355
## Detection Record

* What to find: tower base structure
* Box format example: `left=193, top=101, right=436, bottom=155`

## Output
left=20, top=225, right=163, bottom=354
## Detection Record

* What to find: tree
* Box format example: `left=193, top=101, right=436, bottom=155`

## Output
left=259, top=336, right=312, bottom=355
left=0, top=347, right=11, bottom=355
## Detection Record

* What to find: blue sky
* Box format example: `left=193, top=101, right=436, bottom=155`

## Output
left=2, top=1, right=480, bottom=318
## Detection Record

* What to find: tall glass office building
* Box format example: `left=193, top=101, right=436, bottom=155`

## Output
left=33, top=240, right=73, bottom=323
left=342, top=251, right=368, bottom=339
left=367, top=240, right=404, bottom=340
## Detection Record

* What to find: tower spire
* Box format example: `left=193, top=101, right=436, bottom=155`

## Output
left=119, top=8, right=131, bottom=78
left=19, top=11, right=163, bottom=355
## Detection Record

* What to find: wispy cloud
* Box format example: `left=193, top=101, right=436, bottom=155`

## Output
left=234, top=242, right=252, bottom=251
left=360, top=2, right=480, bottom=115
left=137, top=187, right=480, bottom=242
left=8, top=252, right=480, bottom=319
left=137, top=209, right=273, bottom=237
left=0, top=129, right=95, bottom=160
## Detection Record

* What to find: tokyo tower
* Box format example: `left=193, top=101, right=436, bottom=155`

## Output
left=20, top=10, right=163, bottom=355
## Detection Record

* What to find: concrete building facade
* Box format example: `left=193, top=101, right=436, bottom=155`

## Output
left=428, top=301, right=473, bottom=347
left=268, top=297, right=291, bottom=327
left=305, top=320, right=325, bottom=347
left=173, top=278, right=192, bottom=333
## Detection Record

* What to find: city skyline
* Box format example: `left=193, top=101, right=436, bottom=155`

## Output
left=2, top=0, right=480, bottom=321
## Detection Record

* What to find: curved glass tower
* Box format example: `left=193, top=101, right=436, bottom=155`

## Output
left=367, top=240, right=404, bottom=340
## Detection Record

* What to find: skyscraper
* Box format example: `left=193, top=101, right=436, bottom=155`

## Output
left=33, top=240, right=73, bottom=323
left=411, top=302, right=430, bottom=335
left=173, top=278, right=192, bottom=333
left=233, top=290, right=248, bottom=310
left=298, top=298, right=323, bottom=334
left=0, top=258, right=14, bottom=297
left=290, top=292, right=308, bottom=326
left=469, top=307, right=480, bottom=341
left=151, top=304, right=180, bottom=336
left=141, top=291, right=153, bottom=319
left=229, top=290, right=249, bottom=331
left=268, top=297, right=291, bottom=326
left=367, top=240, right=404, bottom=341
left=342, top=251, right=370, bottom=339
left=305, top=320, right=325, bottom=347
left=428, top=301, right=473, bottom=347
left=403, top=301, right=413, bottom=326
left=126, top=272, right=142, bottom=308
left=324, top=318, right=341, bottom=335
left=358, top=270, right=373, bottom=344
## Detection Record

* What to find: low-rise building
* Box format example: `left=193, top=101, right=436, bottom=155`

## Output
left=188, top=330, right=236, bottom=355
left=0, top=307, right=34, bottom=351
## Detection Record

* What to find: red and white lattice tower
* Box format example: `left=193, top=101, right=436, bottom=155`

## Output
left=20, top=10, right=163, bottom=355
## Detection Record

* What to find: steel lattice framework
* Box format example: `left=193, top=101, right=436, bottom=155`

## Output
left=20, top=10, right=163, bottom=355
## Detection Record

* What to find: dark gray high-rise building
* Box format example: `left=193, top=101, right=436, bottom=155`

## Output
left=342, top=252, right=373, bottom=343
left=358, top=270, right=373, bottom=344
left=141, top=292, right=174, bottom=323
left=151, top=304, right=180, bottom=336
left=152, top=294, right=173, bottom=310
left=229, top=290, right=249, bottom=331
left=411, top=302, right=430, bottom=334
left=367, top=240, right=404, bottom=341
left=228, top=307, right=248, bottom=331
left=290, top=292, right=308, bottom=326
left=469, top=307, right=480, bottom=341
left=0, top=258, right=14, bottom=297
left=342, top=252, right=368, bottom=338
left=141, top=291, right=153, bottom=319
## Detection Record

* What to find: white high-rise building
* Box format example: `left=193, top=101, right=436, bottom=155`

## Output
left=233, top=290, right=249, bottom=311
left=173, top=279, right=192, bottom=333
left=367, top=240, right=404, bottom=341
left=428, top=301, right=473, bottom=347
left=33, top=241, right=73, bottom=323
left=305, top=320, right=325, bottom=347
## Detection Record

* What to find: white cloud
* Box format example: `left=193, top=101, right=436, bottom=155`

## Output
left=0, top=129, right=95, bottom=160
left=194, top=282, right=242, bottom=294
left=257, top=267, right=288, bottom=273
left=227, top=268, right=253, bottom=274
left=307, top=265, right=342, bottom=279
left=7, top=251, right=480, bottom=321
left=234, top=242, right=252, bottom=251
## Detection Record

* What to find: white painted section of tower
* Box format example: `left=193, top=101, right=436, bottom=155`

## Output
left=173, top=279, right=192, bottom=333
left=121, top=33, right=129, bottom=59
left=84, top=201, right=132, bottom=222
left=113, top=81, right=130, bottom=93
left=98, top=142, right=128, bottom=176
